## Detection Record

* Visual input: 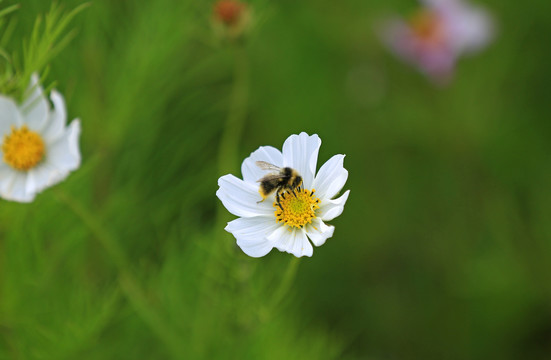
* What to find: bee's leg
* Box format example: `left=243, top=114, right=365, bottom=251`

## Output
left=289, top=186, right=297, bottom=197
left=276, top=191, right=283, bottom=210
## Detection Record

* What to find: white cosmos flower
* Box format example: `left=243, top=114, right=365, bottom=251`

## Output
left=0, top=74, right=81, bottom=203
left=216, top=132, right=350, bottom=258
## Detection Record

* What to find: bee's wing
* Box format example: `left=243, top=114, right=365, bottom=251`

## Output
left=255, top=161, right=281, bottom=171
left=257, top=173, right=284, bottom=183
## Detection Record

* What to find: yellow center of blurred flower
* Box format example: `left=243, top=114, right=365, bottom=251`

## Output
left=410, top=10, right=445, bottom=46
left=274, top=188, right=320, bottom=229
left=2, top=126, right=45, bottom=171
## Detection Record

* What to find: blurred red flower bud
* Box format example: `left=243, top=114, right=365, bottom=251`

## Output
left=214, top=0, right=246, bottom=26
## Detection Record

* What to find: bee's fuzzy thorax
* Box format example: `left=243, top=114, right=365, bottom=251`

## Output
left=256, top=163, right=302, bottom=202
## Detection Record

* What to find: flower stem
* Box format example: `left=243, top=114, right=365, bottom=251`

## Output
left=216, top=43, right=250, bottom=231
left=216, top=43, right=249, bottom=178
left=269, top=256, right=301, bottom=311
left=53, top=189, right=184, bottom=358
left=188, top=44, right=250, bottom=356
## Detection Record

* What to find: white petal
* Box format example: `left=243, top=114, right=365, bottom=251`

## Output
left=448, top=6, right=494, bottom=54
left=268, top=226, right=313, bottom=258
left=0, top=96, right=23, bottom=134
left=267, top=226, right=291, bottom=252
left=317, top=190, right=350, bottom=221
left=313, top=154, right=348, bottom=200
left=1, top=171, right=35, bottom=203
left=25, top=168, right=39, bottom=194
left=282, top=133, right=321, bottom=189
left=292, top=229, right=313, bottom=257
left=11, top=173, right=34, bottom=202
left=225, top=216, right=279, bottom=257
left=379, top=17, right=457, bottom=79
left=306, top=217, right=335, bottom=247
left=217, top=174, right=274, bottom=218
left=22, top=119, right=81, bottom=197
left=421, top=0, right=449, bottom=7
left=424, top=0, right=494, bottom=54
left=46, top=120, right=81, bottom=172
left=241, top=145, right=283, bottom=183
left=0, top=164, right=17, bottom=198
left=21, top=74, right=49, bottom=133
left=42, top=90, right=67, bottom=143
left=26, top=162, right=68, bottom=195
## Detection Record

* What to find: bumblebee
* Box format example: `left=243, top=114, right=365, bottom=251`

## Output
left=255, top=161, right=302, bottom=205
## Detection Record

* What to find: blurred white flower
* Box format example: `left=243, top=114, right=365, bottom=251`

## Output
left=380, top=0, right=494, bottom=82
left=0, top=74, right=81, bottom=202
left=217, top=132, right=350, bottom=258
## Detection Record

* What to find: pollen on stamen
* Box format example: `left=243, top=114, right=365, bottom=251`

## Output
left=2, top=125, right=45, bottom=171
left=274, top=188, right=320, bottom=229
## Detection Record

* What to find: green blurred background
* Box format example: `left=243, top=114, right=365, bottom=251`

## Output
left=1, top=0, right=551, bottom=359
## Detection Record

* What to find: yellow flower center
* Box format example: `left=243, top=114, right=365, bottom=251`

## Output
left=410, top=10, right=445, bottom=46
left=274, top=188, right=320, bottom=229
left=2, top=125, right=45, bottom=171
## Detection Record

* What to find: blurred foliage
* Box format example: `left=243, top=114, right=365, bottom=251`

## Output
left=0, top=0, right=551, bottom=359
left=0, top=2, right=88, bottom=100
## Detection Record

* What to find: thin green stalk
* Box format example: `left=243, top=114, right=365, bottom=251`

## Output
left=53, top=189, right=184, bottom=358
left=53, top=190, right=126, bottom=268
left=0, top=4, right=19, bottom=20
left=215, top=42, right=250, bottom=235
left=191, top=43, right=250, bottom=357
left=269, top=256, right=301, bottom=311
left=216, top=43, right=249, bottom=179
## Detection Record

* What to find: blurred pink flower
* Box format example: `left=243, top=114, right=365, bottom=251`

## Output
left=380, top=0, right=494, bottom=83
